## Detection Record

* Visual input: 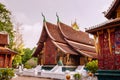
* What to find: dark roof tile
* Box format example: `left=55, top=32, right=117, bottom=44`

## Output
left=58, top=22, right=94, bottom=46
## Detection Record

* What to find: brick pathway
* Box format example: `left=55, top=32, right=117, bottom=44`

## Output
left=11, top=76, right=53, bottom=80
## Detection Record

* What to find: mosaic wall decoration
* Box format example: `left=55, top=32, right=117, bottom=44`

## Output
left=115, top=29, right=120, bottom=54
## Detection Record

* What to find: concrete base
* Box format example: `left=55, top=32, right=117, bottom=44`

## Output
left=95, top=70, right=120, bottom=80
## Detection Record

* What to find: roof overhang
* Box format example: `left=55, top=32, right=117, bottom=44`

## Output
left=52, top=41, right=79, bottom=55
left=32, top=42, right=44, bottom=57
left=77, top=50, right=97, bottom=58
left=0, top=47, right=17, bottom=54
left=104, top=0, right=120, bottom=19
left=65, top=39, right=96, bottom=52
left=86, top=18, right=120, bottom=34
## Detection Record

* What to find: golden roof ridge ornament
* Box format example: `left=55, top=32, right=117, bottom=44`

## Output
left=41, top=13, right=46, bottom=22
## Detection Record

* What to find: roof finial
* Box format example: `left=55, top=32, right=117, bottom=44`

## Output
left=56, top=12, right=60, bottom=22
left=41, top=13, right=46, bottom=22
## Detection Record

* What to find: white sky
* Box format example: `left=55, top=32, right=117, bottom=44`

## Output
left=0, top=0, right=113, bottom=49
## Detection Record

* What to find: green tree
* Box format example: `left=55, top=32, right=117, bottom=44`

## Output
left=0, top=3, right=14, bottom=49
left=22, top=48, right=35, bottom=64
left=12, top=54, right=22, bottom=68
left=12, top=22, right=25, bottom=68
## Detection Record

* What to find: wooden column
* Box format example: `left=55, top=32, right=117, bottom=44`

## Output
left=9, top=54, right=14, bottom=68
left=66, top=53, right=70, bottom=65
left=4, top=54, right=7, bottom=68
left=117, top=5, right=120, bottom=18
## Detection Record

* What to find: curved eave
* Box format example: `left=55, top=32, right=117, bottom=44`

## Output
left=81, top=50, right=97, bottom=58
left=32, top=42, right=44, bottom=57
left=44, top=22, right=56, bottom=41
left=52, top=41, right=78, bottom=55
left=105, top=0, right=119, bottom=19
left=86, top=18, right=120, bottom=34
left=37, top=25, right=48, bottom=44
left=65, top=39, right=96, bottom=53
left=45, top=22, right=66, bottom=43
left=0, top=47, right=17, bottom=54
left=77, top=50, right=97, bottom=58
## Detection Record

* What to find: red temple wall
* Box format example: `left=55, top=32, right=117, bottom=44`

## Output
left=44, top=38, right=57, bottom=65
left=115, top=29, right=120, bottom=69
left=0, top=54, right=11, bottom=68
left=98, top=32, right=104, bottom=69
left=98, top=28, right=120, bottom=70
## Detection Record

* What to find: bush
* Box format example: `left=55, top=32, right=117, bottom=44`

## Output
left=24, top=63, right=32, bottom=69
left=73, top=73, right=81, bottom=80
left=0, top=68, right=14, bottom=80
left=85, top=60, right=98, bottom=73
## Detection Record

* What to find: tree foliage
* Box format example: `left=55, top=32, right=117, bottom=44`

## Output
left=0, top=3, right=36, bottom=68
left=12, top=22, right=25, bottom=67
left=0, top=3, right=14, bottom=49
left=0, top=68, right=14, bottom=80
left=85, top=60, right=98, bottom=73
left=22, top=48, right=35, bottom=64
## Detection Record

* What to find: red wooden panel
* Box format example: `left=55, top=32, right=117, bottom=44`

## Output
left=115, top=29, right=120, bottom=69
left=6, top=55, right=10, bottom=67
left=115, top=29, right=120, bottom=54
left=44, top=38, right=57, bottom=65
left=0, top=34, right=8, bottom=45
left=0, top=54, right=5, bottom=67
left=98, top=33, right=104, bottom=69
left=110, top=31, right=115, bottom=69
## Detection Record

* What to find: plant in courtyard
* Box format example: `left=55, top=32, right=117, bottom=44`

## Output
left=73, top=73, right=81, bottom=80
left=0, top=68, right=14, bottom=80
left=85, top=60, right=98, bottom=73
left=22, top=48, right=35, bottom=64
left=24, top=63, right=32, bottom=69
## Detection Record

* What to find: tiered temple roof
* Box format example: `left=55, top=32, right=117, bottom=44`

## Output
left=33, top=20, right=97, bottom=58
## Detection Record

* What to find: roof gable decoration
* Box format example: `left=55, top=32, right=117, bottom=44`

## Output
left=56, top=13, right=60, bottom=23
left=104, top=0, right=120, bottom=19
left=41, top=13, right=57, bottom=42
left=71, top=20, right=80, bottom=31
left=42, top=13, right=46, bottom=22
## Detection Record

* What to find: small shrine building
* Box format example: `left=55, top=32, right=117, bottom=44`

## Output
left=86, top=0, right=120, bottom=70
left=33, top=17, right=97, bottom=66
left=0, top=32, right=17, bottom=68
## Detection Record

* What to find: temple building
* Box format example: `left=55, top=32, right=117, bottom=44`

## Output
left=0, top=32, right=17, bottom=68
left=86, top=0, right=120, bottom=70
left=33, top=17, right=97, bottom=66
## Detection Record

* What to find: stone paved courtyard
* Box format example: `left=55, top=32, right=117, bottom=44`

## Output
left=11, top=75, right=97, bottom=80
left=11, top=76, right=53, bottom=80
